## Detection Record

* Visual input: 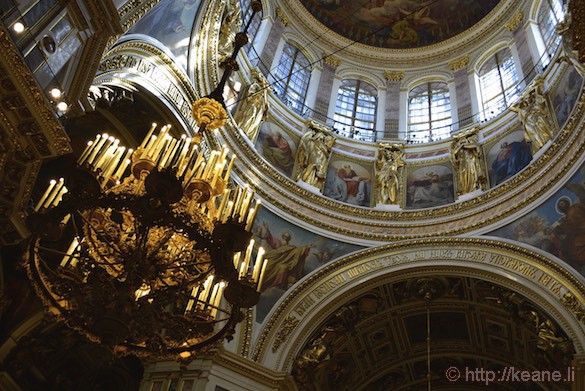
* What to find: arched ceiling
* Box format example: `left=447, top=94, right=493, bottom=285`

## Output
left=292, top=275, right=574, bottom=391
left=296, top=0, right=501, bottom=49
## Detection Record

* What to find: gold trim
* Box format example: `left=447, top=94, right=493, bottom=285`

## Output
left=276, top=7, right=289, bottom=27
left=505, top=11, right=524, bottom=32
left=384, top=70, right=404, bottom=82
left=448, top=56, right=469, bottom=71
left=323, top=55, right=341, bottom=68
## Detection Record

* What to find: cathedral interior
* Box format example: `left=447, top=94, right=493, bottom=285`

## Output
left=1, top=0, right=585, bottom=390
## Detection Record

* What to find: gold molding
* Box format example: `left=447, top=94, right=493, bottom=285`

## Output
left=505, top=11, right=524, bottom=31
left=384, top=70, right=404, bottom=82
left=448, top=55, right=469, bottom=71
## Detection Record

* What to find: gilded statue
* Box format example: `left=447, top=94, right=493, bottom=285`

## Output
left=234, top=69, right=269, bottom=142
left=451, top=127, right=486, bottom=195
left=295, top=121, right=335, bottom=191
left=556, top=12, right=585, bottom=76
left=509, top=76, right=554, bottom=155
left=375, top=143, right=404, bottom=205
left=217, top=0, right=242, bottom=63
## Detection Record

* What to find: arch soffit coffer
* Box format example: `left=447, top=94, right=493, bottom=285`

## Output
left=251, top=237, right=585, bottom=371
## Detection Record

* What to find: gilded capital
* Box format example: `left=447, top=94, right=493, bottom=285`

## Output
left=276, top=7, right=289, bottom=26
left=448, top=56, right=469, bottom=71
left=505, top=11, right=523, bottom=31
left=384, top=70, right=404, bottom=82
left=324, top=55, right=341, bottom=68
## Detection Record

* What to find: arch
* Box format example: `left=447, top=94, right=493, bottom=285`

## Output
left=335, top=68, right=385, bottom=92
left=252, top=237, right=585, bottom=372
left=472, top=38, right=516, bottom=73
left=280, top=32, right=321, bottom=67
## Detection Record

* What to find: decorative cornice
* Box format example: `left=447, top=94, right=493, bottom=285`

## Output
left=505, top=11, right=524, bottom=31
left=448, top=55, right=469, bottom=71
left=276, top=7, right=289, bottom=27
left=384, top=70, right=404, bottom=82
left=323, top=55, right=341, bottom=68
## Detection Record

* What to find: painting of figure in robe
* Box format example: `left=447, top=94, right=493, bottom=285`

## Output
left=255, top=122, right=298, bottom=178
left=550, top=65, right=584, bottom=129
left=486, top=130, right=533, bottom=187
left=406, top=165, right=454, bottom=208
left=252, top=208, right=363, bottom=323
left=323, top=159, right=372, bottom=207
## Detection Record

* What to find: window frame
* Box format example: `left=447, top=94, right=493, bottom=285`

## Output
left=333, top=79, right=378, bottom=141
left=407, top=81, right=452, bottom=143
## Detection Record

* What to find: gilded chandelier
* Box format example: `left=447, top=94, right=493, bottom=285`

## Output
left=26, top=124, right=266, bottom=361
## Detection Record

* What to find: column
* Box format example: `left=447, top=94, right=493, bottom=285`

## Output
left=251, top=17, right=272, bottom=58
left=525, top=21, right=548, bottom=68
left=448, top=56, right=474, bottom=128
left=508, top=12, right=536, bottom=83
left=382, top=71, right=403, bottom=140
left=258, top=9, right=287, bottom=76
left=398, top=88, right=408, bottom=141
left=376, top=86, right=386, bottom=141
left=304, top=66, right=322, bottom=113
left=312, top=56, right=340, bottom=125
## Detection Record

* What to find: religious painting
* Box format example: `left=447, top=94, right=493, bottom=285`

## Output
left=252, top=208, right=363, bottom=323
left=485, top=129, right=532, bottom=188
left=489, top=161, right=585, bottom=276
left=323, top=156, right=373, bottom=207
left=298, top=0, right=500, bottom=49
left=128, top=0, right=201, bottom=71
left=549, top=65, right=584, bottom=130
left=405, top=164, right=454, bottom=209
left=254, top=122, right=298, bottom=178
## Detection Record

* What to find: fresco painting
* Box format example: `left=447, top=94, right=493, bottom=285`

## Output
left=485, top=129, right=533, bottom=188
left=299, top=0, right=500, bottom=48
left=254, top=122, right=298, bottom=178
left=323, top=158, right=372, bottom=207
left=128, top=0, right=201, bottom=71
left=490, top=162, right=585, bottom=276
left=549, top=65, right=584, bottom=129
left=252, top=208, right=363, bottom=323
left=406, top=164, right=454, bottom=209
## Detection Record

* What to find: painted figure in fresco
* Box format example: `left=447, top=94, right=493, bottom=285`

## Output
left=409, top=172, right=453, bottom=208
left=295, top=123, right=336, bottom=190
left=554, top=197, right=585, bottom=270
left=510, top=76, right=554, bottom=155
left=450, top=128, right=486, bottom=195
left=260, top=129, right=295, bottom=176
left=324, top=164, right=371, bottom=206
left=375, top=143, right=404, bottom=205
left=234, top=69, right=270, bottom=142
left=552, top=67, right=583, bottom=128
left=217, top=0, right=242, bottom=63
left=258, top=222, right=315, bottom=291
left=490, top=140, right=532, bottom=186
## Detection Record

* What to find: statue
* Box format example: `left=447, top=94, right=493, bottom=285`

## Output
left=450, top=127, right=486, bottom=195
left=295, top=121, right=336, bottom=191
left=217, top=0, right=242, bottom=63
left=233, top=69, right=270, bottom=142
left=556, top=12, right=585, bottom=76
left=375, top=143, right=404, bottom=205
left=509, top=76, right=554, bottom=155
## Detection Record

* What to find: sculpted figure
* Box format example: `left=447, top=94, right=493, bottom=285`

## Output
left=217, top=0, right=242, bottom=63
left=295, top=121, right=335, bottom=191
left=451, top=128, right=486, bottom=195
left=375, top=143, right=404, bottom=205
left=234, top=69, right=269, bottom=142
left=509, top=77, right=554, bottom=155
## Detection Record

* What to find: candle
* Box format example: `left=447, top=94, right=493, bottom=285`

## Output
left=176, top=138, right=192, bottom=174
left=43, top=178, right=64, bottom=208
left=94, top=137, right=118, bottom=169
left=233, top=251, right=241, bottom=269
left=113, top=148, right=133, bottom=179
left=208, top=283, right=220, bottom=309
left=143, top=135, right=157, bottom=158
left=257, top=259, right=268, bottom=292
left=245, top=200, right=261, bottom=230
left=222, top=201, right=234, bottom=222
left=211, top=282, right=226, bottom=318
left=216, top=189, right=230, bottom=221
left=52, top=186, right=68, bottom=206
left=139, top=123, right=157, bottom=149
left=159, top=137, right=177, bottom=168
left=35, top=179, right=57, bottom=211
left=86, top=133, right=108, bottom=165
left=78, top=140, right=95, bottom=164
left=60, top=237, right=79, bottom=267
left=240, top=239, right=255, bottom=278
left=252, top=247, right=265, bottom=283
left=185, top=286, right=199, bottom=312
left=223, top=155, right=235, bottom=182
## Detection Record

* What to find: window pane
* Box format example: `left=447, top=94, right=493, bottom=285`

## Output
left=334, top=79, right=377, bottom=140
left=274, top=43, right=310, bottom=114
left=408, top=82, right=451, bottom=142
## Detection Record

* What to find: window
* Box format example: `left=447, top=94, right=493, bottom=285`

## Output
left=240, top=0, right=262, bottom=55
left=538, top=0, right=565, bottom=67
left=334, top=79, right=377, bottom=141
left=407, top=82, right=451, bottom=142
left=478, top=48, right=521, bottom=120
left=273, top=43, right=311, bottom=115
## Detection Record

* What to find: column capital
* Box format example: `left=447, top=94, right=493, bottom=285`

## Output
left=324, top=55, right=341, bottom=68
left=276, top=7, right=289, bottom=26
left=384, top=70, right=404, bottom=82
left=505, top=11, right=524, bottom=31
left=448, top=56, right=469, bottom=71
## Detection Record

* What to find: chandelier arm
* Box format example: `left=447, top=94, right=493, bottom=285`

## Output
left=77, top=209, right=128, bottom=260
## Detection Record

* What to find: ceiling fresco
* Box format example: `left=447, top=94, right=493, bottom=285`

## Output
left=298, top=0, right=501, bottom=49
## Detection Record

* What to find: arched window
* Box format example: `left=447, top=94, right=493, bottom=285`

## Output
left=333, top=79, right=377, bottom=141
left=478, top=48, right=521, bottom=120
left=538, top=0, right=565, bottom=67
left=240, top=0, right=262, bottom=55
left=273, top=43, right=311, bottom=115
left=407, top=82, right=451, bottom=142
